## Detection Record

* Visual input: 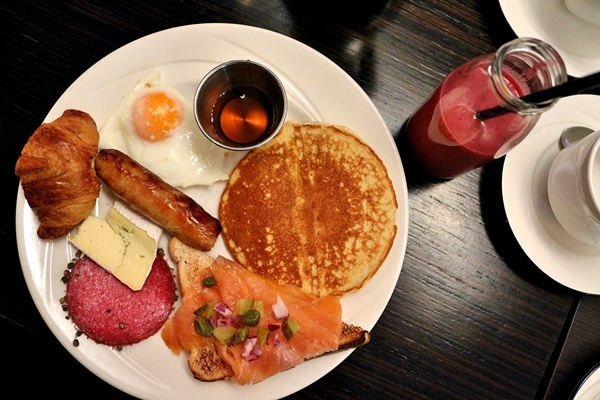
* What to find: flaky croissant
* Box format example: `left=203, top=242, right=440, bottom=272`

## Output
left=15, top=109, right=100, bottom=239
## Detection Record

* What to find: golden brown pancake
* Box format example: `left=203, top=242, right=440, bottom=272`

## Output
left=219, top=121, right=398, bottom=297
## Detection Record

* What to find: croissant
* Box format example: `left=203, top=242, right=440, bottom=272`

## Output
left=15, top=109, right=101, bottom=239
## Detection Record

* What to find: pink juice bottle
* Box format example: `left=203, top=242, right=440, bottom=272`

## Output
left=405, top=38, right=567, bottom=179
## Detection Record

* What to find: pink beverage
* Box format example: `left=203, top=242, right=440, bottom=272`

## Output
left=405, top=38, right=567, bottom=179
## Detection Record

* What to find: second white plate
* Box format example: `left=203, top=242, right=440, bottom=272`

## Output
left=502, top=94, right=600, bottom=294
left=572, top=362, right=600, bottom=400
left=499, top=0, right=600, bottom=77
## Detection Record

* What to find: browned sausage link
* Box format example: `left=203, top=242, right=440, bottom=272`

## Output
left=94, top=148, right=221, bottom=251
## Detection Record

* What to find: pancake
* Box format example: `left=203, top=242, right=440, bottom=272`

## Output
left=218, top=121, right=397, bottom=297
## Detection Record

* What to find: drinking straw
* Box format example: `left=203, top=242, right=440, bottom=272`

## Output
left=476, top=70, right=600, bottom=120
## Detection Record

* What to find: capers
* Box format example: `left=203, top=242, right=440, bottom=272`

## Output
left=202, top=276, right=217, bottom=287
left=194, top=316, right=214, bottom=337
left=241, top=309, right=261, bottom=327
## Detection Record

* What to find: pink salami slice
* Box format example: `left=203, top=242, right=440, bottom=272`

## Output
left=65, top=255, right=176, bottom=347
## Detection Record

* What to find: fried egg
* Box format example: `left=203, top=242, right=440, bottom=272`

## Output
left=99, top=69, right=230, bottom=187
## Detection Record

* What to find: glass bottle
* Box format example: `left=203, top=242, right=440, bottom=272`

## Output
left=405, top=37, right=568, bottom=179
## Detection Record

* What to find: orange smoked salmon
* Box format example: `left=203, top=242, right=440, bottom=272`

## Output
left=161, top=238, right=368, bottom=385
left=212, top=256, right=342, bottom=384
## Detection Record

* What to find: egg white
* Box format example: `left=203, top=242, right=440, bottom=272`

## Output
left=98, top=69, right=230, bottom=188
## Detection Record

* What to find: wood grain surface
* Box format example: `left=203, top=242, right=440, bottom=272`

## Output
left=3, top=1, right=599, bottom=399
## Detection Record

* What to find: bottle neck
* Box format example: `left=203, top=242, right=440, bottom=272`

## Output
left=490, top=38, right=567, bottom=115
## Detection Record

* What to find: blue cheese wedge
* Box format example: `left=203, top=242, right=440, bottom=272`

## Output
left=111, top=199, right=162, bottom=243
left=69, top=204, right=158, bottom=291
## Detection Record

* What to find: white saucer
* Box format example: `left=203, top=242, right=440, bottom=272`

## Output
left=499, top=0, right=600, bottom=77
left=502, top=95, right=600, bottom=294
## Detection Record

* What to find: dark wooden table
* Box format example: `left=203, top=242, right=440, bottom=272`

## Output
left=3, top=1, right=599, bottom=399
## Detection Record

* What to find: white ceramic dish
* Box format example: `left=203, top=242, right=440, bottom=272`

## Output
left=502, top=94, right=600, bottom=294
left=15, top=24, right=409, bottom=400
left=565, top=0, right=600, bottom=26
left=572, top=362, right=600, bottom=400
left=547, top=129, right=600, bottom=245
left=499, top=0, right=600, bottom=77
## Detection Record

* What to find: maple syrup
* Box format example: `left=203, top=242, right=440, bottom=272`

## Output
left=211, top=86, right=274, bottom=144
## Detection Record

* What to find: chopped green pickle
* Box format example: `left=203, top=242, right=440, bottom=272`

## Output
left=283, top=318, right=300, bottom=340
left=193, top=303, right=209, bottom=316
left=242, top=309, right=261, bottom=327
left=257, top=327, right=269, bottom=346
left=193, top=301, right=217, bottom=319
left=194, top=316, right=213, bottom=337
left=234, top=326, right=249, bottom=344
left=253, top=300, right=265, bottom=316
left=213, top=326, right=238, bottom=344
left=235, top=298, right=254, bottom=315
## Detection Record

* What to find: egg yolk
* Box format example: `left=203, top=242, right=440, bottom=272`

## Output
left=131, top=91, right=184, bottom=141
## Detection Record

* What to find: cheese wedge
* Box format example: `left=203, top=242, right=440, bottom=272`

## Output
left=69, top=206, right=157, bottom=290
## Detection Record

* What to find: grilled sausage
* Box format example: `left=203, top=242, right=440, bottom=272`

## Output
left=94, top=148, right=221, bottom=251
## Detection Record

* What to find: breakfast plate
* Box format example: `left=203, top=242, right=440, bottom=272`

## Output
left=15, top=24, right=409, bottom=399
left=502, top=94, right=600, bottom=294
left=498, top=0, right=600, bottom=77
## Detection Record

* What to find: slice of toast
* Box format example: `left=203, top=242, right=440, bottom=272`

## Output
left=167, top=237, right=370, bottom=382
left=187, top=343, right=230, bottom=382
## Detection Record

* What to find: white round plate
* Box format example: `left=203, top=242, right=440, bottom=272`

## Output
left=499, top=0, right=600, bottom=77
left=15, top=24, right=409, bottom=399
left=502, top=94, right=600, bottom=294
left=572, top=363, right=600, bottom=400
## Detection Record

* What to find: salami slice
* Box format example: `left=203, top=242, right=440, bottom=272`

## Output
left=65, top=254, right=176, bottom=347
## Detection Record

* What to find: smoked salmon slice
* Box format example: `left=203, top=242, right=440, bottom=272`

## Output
left=212, top=256, right=342, bottom=384
left=161, top=239, right=348, bottom=385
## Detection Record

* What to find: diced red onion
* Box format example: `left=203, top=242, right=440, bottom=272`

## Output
left=272, top=331, right=281, bottom=346
left=241, top=337, right=263, bottom=361
left=271, top=295, right=288, bottom=319
left=231, top=314, right=243, bottom=328
left=210, top=315, right=230, bottom=327
left=214, top=302, right=233, bottom=317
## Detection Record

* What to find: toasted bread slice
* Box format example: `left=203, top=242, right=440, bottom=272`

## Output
left=339, top=322, right=371, bottom=350
left=166, top=237, right=370, bottom=383
left=183, top=321, right=369, bottom=382
left=188, top=344, right=230, bottom=382
left=168, top=237, right=214, bottom=299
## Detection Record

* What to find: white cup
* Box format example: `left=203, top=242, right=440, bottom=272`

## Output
left=548, top=129, right=600, bottom=245
left=565, top=0, right=600, bottom=25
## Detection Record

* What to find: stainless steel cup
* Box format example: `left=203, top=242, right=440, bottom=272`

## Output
left=194, top=60, right=288, bottom=151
